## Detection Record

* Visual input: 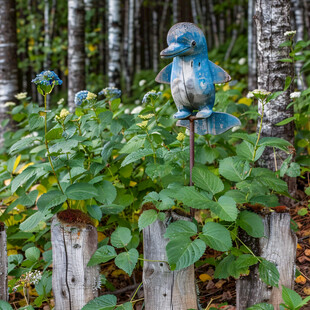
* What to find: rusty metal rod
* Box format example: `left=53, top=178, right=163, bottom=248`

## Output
left=189, top=117, right=195, bottom=218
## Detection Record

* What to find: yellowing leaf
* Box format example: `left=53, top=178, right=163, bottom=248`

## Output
left=7, top=250, right=18, bottom=255
left=12, top=155, right=21, bottom=174
left=297, top=243, right=303, bottom=250
left=129, top=181, right=137, bottom=187
left=98, top=232, right=106, bottom=242
left=223, top=84, right=230, bottom=91
left=48, top=176, right=58, bottom=185
left=17, top=162, right=34, bottom=174
left=199, top=274, right=212, bottom=282
left=35, top=184, right=47, bottom=195
left=295, top=275, right=306, bottom=284
left=303, top=287, right=310, bottom=295
left=88, top=44, right=97, bottom=52
left=111, top=269, right=127, bottom=277
left=238, top=97, right=252, bottom=106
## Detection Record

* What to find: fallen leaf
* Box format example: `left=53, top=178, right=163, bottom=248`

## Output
left=297, top=243, right=303, bottom=250
left=215, top=279, right=226, bottom=288
left=111, top=269, right=127, bottom=277
left=305, top=249, right=310, bottom=256
left=199, top=273, right=212, bottom=282
left=303, top=287, right=310, bottom=295
left=295, top=275, right=307, bottom=284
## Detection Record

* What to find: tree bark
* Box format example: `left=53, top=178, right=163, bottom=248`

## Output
left=134, top=0, right=143, bottom=72
left=236, top=213, right=297, bottom=309
left=248, top=0, right=257, bottom=90
left=173, top=0, right=180, bottom=24
left=143, top=212, right=198, bottom=310
left=0, top=223, right=8, bottom=301
left=108, top=0, right=121, bottom=88
left=152, top=8, right=159, bottom=73
left=51, top=216, right=99, bottom=310
left=68, top=0, right=86, bottom=110
left=0, top=0, right=18, bottom=147
left=191, top=0, right=199, bottom=25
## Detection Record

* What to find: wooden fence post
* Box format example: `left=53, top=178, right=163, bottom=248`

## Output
left=51, top=211, right=100, bottom=310
left=143, top=212, right=198, bottom=310
left=236, top=213, right=297, bottom=310
left=0, top=222, right=8, bottom=301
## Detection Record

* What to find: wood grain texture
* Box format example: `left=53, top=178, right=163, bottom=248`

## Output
left=0, top=225, right=8, bottom=301
left=143, top=213, right=198, bottom=310
left=51, top=217, right=99, bottom=310
left=236, top=213, right=297, bottom=310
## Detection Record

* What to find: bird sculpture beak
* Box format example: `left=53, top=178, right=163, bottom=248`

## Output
left=160, top=43, right=191, bottom=58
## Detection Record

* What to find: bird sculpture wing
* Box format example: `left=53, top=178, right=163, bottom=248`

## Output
left=208, top=61, right=231, bottom=84
left=155, top=63, right=172, bottom=84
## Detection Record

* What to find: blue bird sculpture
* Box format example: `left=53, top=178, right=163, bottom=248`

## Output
left=156, top=22, right=240, bottom=135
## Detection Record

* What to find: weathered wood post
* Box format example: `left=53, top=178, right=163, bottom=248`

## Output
left=51, top=210, right=99, bottom=310
left=236, top=213, right=297, bottom=309
left=0, top=222, right=8, bottom=301
left=143, top=213, right=198, bottom=310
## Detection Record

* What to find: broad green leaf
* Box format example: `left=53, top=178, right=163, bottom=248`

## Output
left=237, top=210, right=264, bottom=238
left=87, top=205, right=102, bottom=221
left=225, top=190, right=248, bottom=204
left=114, top=248, right=139, bottom=276
left=258, top=137, right=291, bottom=152
left=275, top=116, right=296, bottom=126
left=214, top=254, right=235, bottom=279
left=45, top=127, right=63, bottom=141
left=111, top=227, right=132, bottom=248
left=230, top=133, right=257, bottom=145
left=284, top=76, right=292, bottom=91
left=247, top=303, right=274, bottom=310
left=29, top=113, right=44, bottom=130
left=164, top=220, right=197, bottom=239
left=200, top=222, right=232, bottom=251
left=88, top=245, right=117, bottom=266
left=236, top=141, right=265, bottom=162
left=37, top=190, right=67, bottom=211
left=259, top=259, right=280, bottom=287
left=117, top=302, right=133, bottom=310
left=166, top=237, right=206, bottom=270
left=9, top=137, right=37, bottom=154
left=95, top=181, right=116, bottom=204
left=0, top=301, right=14, bottom=310
left=138, top=209, right=158, bottom=231
left=81, top=294, right=117, bottom=310
left=121, top=148, right=154, bottom=167
left=258, top=176, right=288, bottom=193
left=25, top=247, right=40, bottom=261
left=192, top=165, right=224, bottom=195
left=286, top=162, right=300, bottom=177
left=11, top=167, right=37, bottom=193
left=65, top=183, right=98, bottom=200
left=281, top=285, right=306, bottom=309
left=219, top=157, right=250, bottom=182
left=119, top=135, right=146, bottom=153
left=101, top=204, right=126, bottom=214
left=19, top=210, right=52, bottom=232
left=209, top=196, right=238, bottom=221
left=234, top=254, right=258, bottom=269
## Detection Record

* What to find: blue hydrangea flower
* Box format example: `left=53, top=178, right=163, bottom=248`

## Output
left=31, top=70, right=63, bottom=86
left=142, top=90, right=162, bottom=104
left=98, top=87, right=121, bottom=100
left=74, top=90, right=97, bottom=106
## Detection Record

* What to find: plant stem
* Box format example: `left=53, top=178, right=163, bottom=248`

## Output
left=130, top=282, right=143, bottom=302
left=252, top=99, right=265, bottom=162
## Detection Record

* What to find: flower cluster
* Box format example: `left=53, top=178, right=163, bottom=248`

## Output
left=15, top=92, right=27, bottom=100
left=284, top=30, right=296, bottom=37
left=12, top=270, right=42, bottom=291
left=138, top=113, right=154, bottom=120
left=74, top=90, right=97, bottom=106
left=290, top=92, right=301, bottom=99
left=98, top=87, right=121, bottom=100
left=136, top=120, right=148, bottom=129
left=57, top=98, right=65, bottom=105
left=32, top=70, right=63, bottom=86
left=4, top=101, right=16, bottom=107
left=176, top=132, right=186, bottom=142
left=142, top=90, right=162, bottom=104
left=56, top=109, right=70, bottom=121
left=247, top=89, right=271, bottom=100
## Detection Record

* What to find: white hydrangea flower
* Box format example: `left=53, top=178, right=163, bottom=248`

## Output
left=238, top=58, right=246, bottom=65
left=57, top=98, right=65, bottom=105
left=139, top=79, right=147, bottom=87
left=4, top=101, right=16, bottom=107
left=247, top=92, right=254, bottom=98
left=131, top=106, right=143, bottom=114
left=290, top=92, right=301, bottom=99
left=15, top=92, right=27, bottom=100
left=284, top=30, right=296, bottom=36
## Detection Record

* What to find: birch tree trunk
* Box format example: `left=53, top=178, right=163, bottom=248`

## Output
left=248, top=0, right=257, bottom=90
left=125, top=0, right=134, bottom=93
left=68, top=0, right=86, bottom=110
left=209, top=0, right=219, bottom=49
left=51, top=216, right=99, bottom=310
left=143, top=213, right=198, bottom=310
left=0, top=0, right=18, bottom=147
left=152, top=8, right=159, bottom=73
left=134, top=0, right=143, bottom=72
left=173, top=0, right=180, bottom=24
left=0, top=223, right=8, bottom=301
left=191, top=0, right=199, bottom=25
left=108, top=0, right=121, bottom=88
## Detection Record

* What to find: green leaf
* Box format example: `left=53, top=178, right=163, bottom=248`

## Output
left=209, top=196, right=238, bottom=222
left=11, top=167, right=37, bottom=193
left=65, top=183, right=98, bottom=200
left=247, top=303, right=274, bottom=310
left=9, top=137, right=37, bottom=154
left=166, top=237, right=206, bottom=270
left=230, top=133, right=257, bottom=145
left=101, top=204, right=126, bottom=214
left=25, top=247, right=40, bottom=261
left=214, top=254, right=235, bottom=279
left=192, top=165, right=224, bottom=195
left=258, top=176, right=288, bottom=193
left=259, top=259, right=280, bottom=287
left=305, top=187, right=310, bottom=196
left=88, top=245, right=117, bottom=266
left=81, top=294, right=117, bottom=310
left=279, top=58, right=293, bottom=63
left=234, top=254, right=258, bottom=270
left=225, top=190, right=248, bottom=204
left=37, top=190, right=67, bottom=211
left=119, top=135, right=146, bottom=153
left=284, top=76, right=292, bottom=91
left=117, top=302, right=133, bottom=310
left=87, top=205, right=102, bottom=221
left=0, top=301, right=14, bottom=310
left=219, top=157, right=250, bottom=182
left=275, top=116, right=296, bottom=126
left=45, top=127, right=63, bottom=141
left=236, top=141, right=265, bottom=162
left=200, top=222, right=232, bottom=251
left=111, top=227, right=132, bottom=248
left=286, top=162, right=300, bottom=177
left=281, top=285, right=304, bottom=309
left=237, top=210, right=264, bottom=238
left=20, top=210, right=52, bottom=232
left=29, top=113, right=44, bottom=130
left=164, top=220, right=197, bottom=239
left=95, top=181, right=116, bottom=204
left=121, top=148, right=154, bottom=167
left=138, top=209, right=158, bottom=231
left=114, top=248, right=139, bottom=276
left=258, top=137, right=291, bottom=152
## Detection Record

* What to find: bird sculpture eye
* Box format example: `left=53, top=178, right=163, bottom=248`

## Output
left=191, top=41, right=196, bottom=47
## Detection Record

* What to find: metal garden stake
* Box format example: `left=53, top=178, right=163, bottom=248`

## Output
left=156, top=22, right=241, bottom=216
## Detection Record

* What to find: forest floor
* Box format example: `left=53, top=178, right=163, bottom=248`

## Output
left=101, top=178, right=310, bottom=310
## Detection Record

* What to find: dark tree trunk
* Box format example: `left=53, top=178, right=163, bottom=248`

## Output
left=68, top=0, right=86, bottom=110
left=0, top=0, right=18, bottom=147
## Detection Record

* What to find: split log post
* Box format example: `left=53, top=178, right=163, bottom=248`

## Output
left=0, top=222, right=8, bottom=301
left=236, top=213, right=297, bottom=309
left=51, top=214, right=100, bottom=310
left=143, top=212, right=198, bottom=310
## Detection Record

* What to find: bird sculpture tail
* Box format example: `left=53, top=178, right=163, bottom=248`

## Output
left=176, top=112, right=241, bottom=135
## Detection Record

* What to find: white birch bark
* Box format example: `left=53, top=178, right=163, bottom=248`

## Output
left=108, top=0, right=121, bottom=88
left=152, top=9, right=159, bottom=73
left=68, top=0, right=86, bottom=110
left=125, top=0, right=134, bottom=93
left=159, top=0, right=170, bottom=52
left=0, top=224, right=8, bottom=301
left=173, top=0, right=179, bottom=24
left=248, top=0, right=257, bottom=90
left=134, top=0, right=143, bottom=72
left=0, top=0, right=18, bottom=147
